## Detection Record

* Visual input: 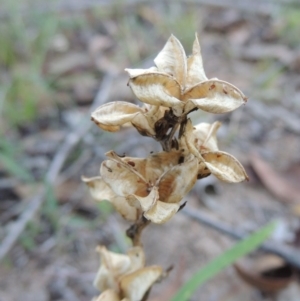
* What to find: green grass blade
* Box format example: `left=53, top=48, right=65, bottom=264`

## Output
left=0, top=137, right=33, bottom=182
left=171, top=221, right=276, bottom=301
left=0, top=152, right=33, bottom=182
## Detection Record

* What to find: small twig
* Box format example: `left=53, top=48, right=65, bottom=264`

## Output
left=182, top=207, right=300, bottom=269
left=0, top=73, right=116, bottom=262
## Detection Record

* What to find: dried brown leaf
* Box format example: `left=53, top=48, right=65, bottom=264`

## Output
left=234, top=255, right=294, bottom=294
left=250, top=154, right=300, bottom=204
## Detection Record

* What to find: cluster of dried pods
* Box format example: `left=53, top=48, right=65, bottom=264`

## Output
left=83, top=34, right=249, bottom=301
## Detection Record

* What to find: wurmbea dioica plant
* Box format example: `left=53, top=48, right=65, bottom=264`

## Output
left=83, top=34, right=249, bottom=301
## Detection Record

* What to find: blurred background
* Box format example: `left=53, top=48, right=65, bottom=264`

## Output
left=1, top=0, right=300, bottom=300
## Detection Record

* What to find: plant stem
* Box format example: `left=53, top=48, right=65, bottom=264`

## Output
left=126, top=216, right=150, bottom=246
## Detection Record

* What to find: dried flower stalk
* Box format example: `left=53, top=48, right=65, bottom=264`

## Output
left=84, top=33, right=248, bottom=301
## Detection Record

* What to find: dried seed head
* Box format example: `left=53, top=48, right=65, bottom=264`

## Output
left=85, top=33, right=249, bottom=222
left=93, top=289, right=122, bottom=301
left=202, top=152, right=249, bottom=183
left=93, top=246, right=162, bottom=301
left=91, top=150, right=199, bottom=223
left=82, top=176, right=140, bottom=221
left=125, top=34, right=247, bottom=117
left=180, top=119, right=248, bottom=183
left=84, top=32, right=250, bottom=301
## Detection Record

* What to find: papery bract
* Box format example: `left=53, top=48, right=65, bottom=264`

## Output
left=93, top=289, right=126, bottom=301
left=120, top=266, right=163, bottom=301
left=93, top=246, right=162, bottom=301
left=91, top=101, right=168, bottom=137
left=181, top=119, right=248, bottom=183
left=126, top=34, right=247, bottom=117
left=82, top=176, right=139, bottom=221
left=100, top=150, right=198, bottom=224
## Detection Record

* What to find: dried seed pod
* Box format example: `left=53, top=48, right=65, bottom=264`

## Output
left=183, top=79, right=247, bottom=114
left=94, top=246, right=132, bottom=292
left=192, top=121, right=221, bottom=153
left=125, top=72, right=183, bottom=116
left=202, top=151, right=249, bottom=183
left=120, top=266, right=163, bottom=301
left=153, top=34, right=187, bottom=86
left=91, top=101, right=142, bottom=132
left=91, top=101, right=168, bottom=137
left=180, top=120, right=248, bottom=183
left=98, top=151, right=199, bottom=223
left=93, top=246, right=162, bottom=301
left=186, top=34, right=207, bottom=89
left=93, top=289, right=123, bottom=301
left=94, top=246, right=145, bottom=292
left=125, top=34, right=247, bottom=117
left=100, top=158, right=149, bottom=198
left=157, top=156, right=198, bottom=204
left=143, top=201, right=180, bottom=224
left=82, top=176, right=140, bottom=221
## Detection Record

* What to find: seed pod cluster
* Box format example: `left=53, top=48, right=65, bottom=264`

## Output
left=84, top=34, right=248, bottom=301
